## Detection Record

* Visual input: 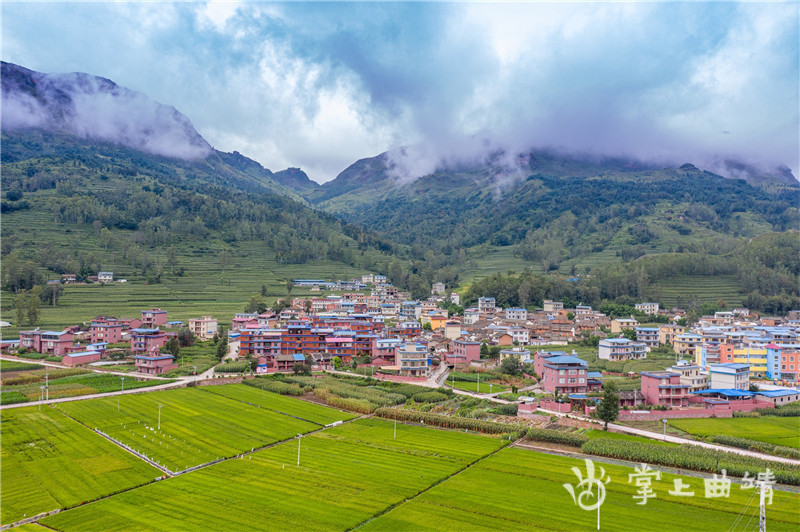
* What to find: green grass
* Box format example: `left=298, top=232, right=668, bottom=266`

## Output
left=657, top=274, right=744, bottom=308
left=585, top=429, right=677, bottom=446
left=197, top=384, right=357, bottom=426
left=670, top=417, right=800, bottom=449
left=0, top=406, right=160, bottom=525
left=41, top=418, right=505, bottom=531
left=0, top=359, right=41, bottom=372
left=0, top=371, right=170, bottom=404
left=53, top=387, right=320, bottom=472
left=361, top=446, right=800, bottom=531
left=447, top=380, right=511, bottom=394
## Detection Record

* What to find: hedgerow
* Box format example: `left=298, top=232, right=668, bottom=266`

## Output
left=711, top=434, right=800, bottom=460
left=527, top=428, right=588, bottom=447
left=581, top=439, right=800, bottom=486
left=374, top=407, right=523, bottom=434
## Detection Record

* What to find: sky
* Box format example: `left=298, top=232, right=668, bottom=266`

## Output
left=2, top=1, right=798, bottom=183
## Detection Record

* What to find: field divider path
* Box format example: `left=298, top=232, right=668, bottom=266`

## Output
left=13, top=411, right=371, bottom=529
left=347, top=437, right=517, bottom=531
left=194, top=386, right=329, bottom=427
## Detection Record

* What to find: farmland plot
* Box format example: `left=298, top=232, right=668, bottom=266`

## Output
left=198, top=383, right=357, bottom=425
left=362, top=447, right=800, bottom=531
left=0, top=407, right=159, bottom=525
left=54, top=387, right=318, bottom=472
left=41, top=418, right=505, bottom=531
left=670, top=417, right=800, bottom=449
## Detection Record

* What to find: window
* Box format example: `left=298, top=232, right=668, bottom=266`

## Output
left=559, top=369, right=565, bottom=375
left=569, top=369, right=577, bottom=375
left=559, top=378, right=565, bottom=384
left=579, top=378, right=585, bottom=383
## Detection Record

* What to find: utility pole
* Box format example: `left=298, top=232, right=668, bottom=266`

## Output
left=758, top=480, right=766, bottom=532
left=297, top=434, right=302, bottom=466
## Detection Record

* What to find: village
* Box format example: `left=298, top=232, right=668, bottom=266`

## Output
left=5, top=273, right=799, bottom=420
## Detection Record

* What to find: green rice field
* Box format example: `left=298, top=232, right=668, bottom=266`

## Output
left=361, top=447, right=800, bottom=531
left=447, top=380, right=511, bottom=394
left=0, top=406, right=160, bottom=525
left=197, top=383, right=357, bottom=425
left=40, top=418, right=505, bottom=531
left=670, top=417, right=800, bottom=449
left=658, top=274, right=745, bottom=308
left=53, top=387, right=321, bottom=472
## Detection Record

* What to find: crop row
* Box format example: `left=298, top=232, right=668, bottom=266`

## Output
left=581, top=439, right=800, bottom=485
left=243, top=378, right=304, bottom=396
left=710, top=434, right=800, bottom=460
left=374, top=407, right=523, bottom=435
left=526, top=427, right=588, bottom=447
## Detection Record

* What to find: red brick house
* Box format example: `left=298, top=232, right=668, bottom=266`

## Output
left=640, top=371, right=690, bottom=407
left=19, top=329, right=74, bottom=356
left=140, top=308, right=168, bottom=328
left=135, top=354, right=177, bottom=374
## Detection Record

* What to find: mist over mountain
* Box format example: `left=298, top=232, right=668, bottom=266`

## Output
left=1, top=61, right=212, bottom=160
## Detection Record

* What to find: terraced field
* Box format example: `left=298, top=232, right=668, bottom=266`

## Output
left=1, top=371, right=172, bottom=405
left=40, top=418, right=505, bottom=531
left=361, top=447, right=800, bottom=531
left=197, top=383, right=357, bottom=426
left=0, top=406, right=160, bottom=525
left=657, top=274, right=745, bottom=308
left=670, top=417, right=800, bottom=449
left=447, top=380, right=511, bottom=394
left=54, top=387, right=320, bottom=472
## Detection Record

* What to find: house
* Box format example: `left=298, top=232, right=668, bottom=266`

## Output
left=61, top=273, right=78, bottom=283
left=673, top=333, right=703, bottom=355
left=598, top=338, right=647, bottom=361
left=619, top=390, right=646, bottom=408
left=443, top=321, right=462, bottom=341
left=90, top=318, right=124, bottom=344
left=667, top=362, right=708, bottom=393
left=635, top=327, right=659, bottom=348
left=98, top=271, right=113, bottom=283
left=540, top=355, right=592, bottom=394
left=19, top=329, right=75, bottom=356
left=499, top=347, right=529, bottom=362
left=140, top=308, right=168, bottom=328
left=478, top=297, right=496, bottom=313
left=719, top=345, right=767, bottom=377
left=575, top=305, right=593, bottom=316
left=708, top=363, right=750, bottom=390
left=452, top=339, right=481, bottom=364
left=543, top=300, right=563, bottom=313
left=635, top=302, right=660, bottom=315
left=431, top=282, right=446, bottom=295
left=505, top=308, right=528, bottom=321
left=130, top=328, right=170, bottom=355
left=659, top=324, right=685, bottom=346
left=464, top=308, right=481, bottom=325
left=533, top=350, right=567, bottom=377
left=397, top=343, right=431, bottom=377
left=135, top=354, right=177, bottom=374
left=754, top=389, right=800, bottom=406
left=640, top=371, right=690, bottom=407
left=188, top=316, right=218, bottom=340
left=610, top=318, right=639, bottom=334
left=62, top=350, right=102, bottom=367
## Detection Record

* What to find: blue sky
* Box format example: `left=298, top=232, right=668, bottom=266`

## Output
left=2, top=1, right=798, bottom=182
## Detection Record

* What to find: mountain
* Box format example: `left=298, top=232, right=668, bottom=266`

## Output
left=273, top=167, right=320, bottom=194
left=2, top=61, right=212, bottom=161
left=0, top=63, right=397, bottom=296
left=300, top=148, right=799, bottom=273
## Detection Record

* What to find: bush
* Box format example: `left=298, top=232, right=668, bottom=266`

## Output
left=411, top=391, right=448, bottom=403
left=244, top=379, right=304, bottom=396
left=373, top=407, right=523, bottom=434
left=711, top=435, right=800, bottom=460
left=581, top=439, right=800, bottom=486
left=491, top=403, right=519, bottom=416
left=215, top=361, right=250, bottom=373
left=527, top=428, right=589, bottom=446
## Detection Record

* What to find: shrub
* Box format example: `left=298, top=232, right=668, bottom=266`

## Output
left=491, top=403, right=519, bottom=416
left=215, top=361, right=250, bottom=373
left=411, top=391, right=448, bottom=403
left=527, top=428, right=589, bottom=447
left=244, top=379, right=304, bottom=396
left=373, top=407, right=523, bottom=434
left=581, top=439, right=800, bottom=486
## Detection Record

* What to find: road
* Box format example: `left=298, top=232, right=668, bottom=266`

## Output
left=535, top=405, right=800, bottom=466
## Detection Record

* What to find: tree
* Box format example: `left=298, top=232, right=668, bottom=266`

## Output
left=597, top=381, right=620, bottom=431
left=218, top=250, right=231, bottom=273
left=422, top=322, right=432, bottom=331
left=166, top=245, right=177, bottom=273
left=621, top=328, right=637, bottom=341
left=244, top=296, right=261, bottom=314
left=500, top=355, right=522, bottom=375
left=566, top=311, right=576, bottom=321
left=41, top=284, right=64, bottom=307
left=177, top=329, right=195, bottom=347
left=480, top=343, right=489, bottom=357
left=332, top=356, right=342, bottom=369
left=164, top=337, right=180, bottom=356
left=15, top=291, right=26, bottom=326
left=27, top=286, right=42, bottom=326
left=261, top=284, right=268, bottom=297
left=285, top=280, right=294, bottom=294
left=292, top=361, right=309, bottom=375
left=216, top=330, right=228, bottom=360
left=100, top=227, right=114, bottom=250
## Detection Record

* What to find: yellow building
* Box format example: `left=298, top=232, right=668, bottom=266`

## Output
left=722, top=345, right=768, bottom=376
left=420, top=312, right=448, bottom=331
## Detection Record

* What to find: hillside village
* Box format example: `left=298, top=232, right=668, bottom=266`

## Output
left=5, top=274, right=799, bottom=419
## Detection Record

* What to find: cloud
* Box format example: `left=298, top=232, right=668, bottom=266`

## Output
left=1, top=2, right=797, bottom=181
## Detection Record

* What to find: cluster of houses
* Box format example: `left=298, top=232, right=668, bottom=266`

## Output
left=15, top=309, right=218, bottom=374
left=54, top=271, right=123, bottom=284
